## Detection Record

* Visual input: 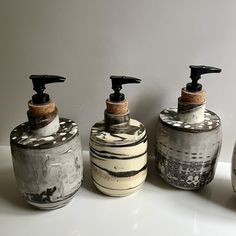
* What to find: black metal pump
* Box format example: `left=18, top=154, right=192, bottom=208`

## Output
left=29, top=75, right=66, bottom=104
left=187, top=65, right=221, bottom=92
left=109, top=76, right=141, bottom=102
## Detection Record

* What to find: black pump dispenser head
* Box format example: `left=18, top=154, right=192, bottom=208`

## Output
left=187, top=65, right=221, bottom=92
left=29, top=75, right=66, bottom=104
left=109, top=76, right=141, bottom=102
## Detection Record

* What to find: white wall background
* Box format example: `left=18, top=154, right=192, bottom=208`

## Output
left=0, top=0, right=235, bottom=161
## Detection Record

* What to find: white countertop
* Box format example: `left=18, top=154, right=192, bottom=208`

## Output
left=0, top=146, right=236, bottom=236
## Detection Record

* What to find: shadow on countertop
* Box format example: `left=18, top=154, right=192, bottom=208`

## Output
left=0, top=167, right=38, bottom=214
left=193, top=176, right=236, bottom=212
left=147, top=154, right=236, bottom=213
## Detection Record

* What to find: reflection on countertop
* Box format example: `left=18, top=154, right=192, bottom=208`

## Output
left=0, top=146, right=236, bottom=236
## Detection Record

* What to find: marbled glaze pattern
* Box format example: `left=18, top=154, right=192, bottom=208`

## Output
left=159, top=108, right=220, bottom=131
left=156, top=108, right=222, bottom=190
left=10, top=118, right=83, bottom=209
left=177, top=99, right=206, bottom=124
left=90, top=119, right=147, bottom=196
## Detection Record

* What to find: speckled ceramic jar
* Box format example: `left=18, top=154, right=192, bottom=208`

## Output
left=155, top=108, right=222, bottom=190
left=231, top=142, right=236, bottom=193
left=10, top=117, right=83, bottom=210
left=90, top=111, right=147, bottom=196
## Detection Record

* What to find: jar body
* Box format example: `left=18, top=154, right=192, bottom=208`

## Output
left=155, top=108, right=222, bottom=190
left=90, top=119, right=147, bottom=196
left=10, top=118, right=83, bottom=209
left=231, top=142, right=236, bottom=193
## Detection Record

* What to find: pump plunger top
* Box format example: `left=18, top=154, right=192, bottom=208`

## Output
left=109, top=76, right=141, bottom=102
left=186, top=65, right=221, bottom=92
left=29, top=75, right=66, bottom=104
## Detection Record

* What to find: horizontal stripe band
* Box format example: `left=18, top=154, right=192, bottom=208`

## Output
left=92, top=176, right=144, bottom=191
left=91, top=162, right=147, bottom=178
left=90, top=147, right=147, bottom=160
left=90, top=135, right=147, bottom=148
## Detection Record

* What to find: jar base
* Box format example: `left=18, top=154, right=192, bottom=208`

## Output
left=158, top=173, right=213, bottom=190
left=23, top=187, right=81, bottom=210
left=93, top=181, right=144, bottom=197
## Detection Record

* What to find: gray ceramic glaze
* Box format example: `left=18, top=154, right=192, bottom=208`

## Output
left=231, top=142, right=236, bottom=193
left=90, top=111, right=147, bottom=196
left=10, top=118, right=83, bottom=209
left=155, top=108, right=222, bottom=190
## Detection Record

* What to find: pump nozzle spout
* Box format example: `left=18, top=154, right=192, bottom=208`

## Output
left=109, top=75, right=141, bottom=102
left=29, top=75, right=66, bottom=104
left=187, top=65, right=221, bottom=92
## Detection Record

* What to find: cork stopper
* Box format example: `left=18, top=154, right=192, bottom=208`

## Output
left=181, top=88, right=206, bottom=104
left=28, top=99, right=56, bottom=116
left=106, top=99, right=128, bottom=114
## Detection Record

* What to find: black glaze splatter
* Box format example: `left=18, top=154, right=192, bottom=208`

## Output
left=10, top=118, right=78, bottom=149
left=159, top=108, right=221, bottom=133
left=24, top=186, right=81, bottom=206
left=25, top=186, right=57, bottom=203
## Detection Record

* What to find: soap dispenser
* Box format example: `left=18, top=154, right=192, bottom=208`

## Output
left=10, top=75, right=83, bottom=209
left=155, top=65, right=222, bottom=190
left=89, top=76, right=147, bottom=196
left=231, top=142, right=236, bottom=193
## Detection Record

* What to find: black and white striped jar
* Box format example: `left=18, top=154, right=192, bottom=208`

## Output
left=90, top=109, right=147, bottom=196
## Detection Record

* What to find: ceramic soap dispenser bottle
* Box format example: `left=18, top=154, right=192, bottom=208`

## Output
left=231, top=142, right=236, bottom=193
left=155, top=65, right=222, bottom=190
left=90, top=76, right=147, bottom=196
left=10, top=75, right=83, bottom=210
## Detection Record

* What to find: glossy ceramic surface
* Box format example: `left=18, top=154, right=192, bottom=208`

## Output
left=156, top=108, right=222, bottom=190
left=10, top=118, right=83, bottom=209
left=231, top=142, right=236, bottom=193
left=90, top=118, right=147, bottom=196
